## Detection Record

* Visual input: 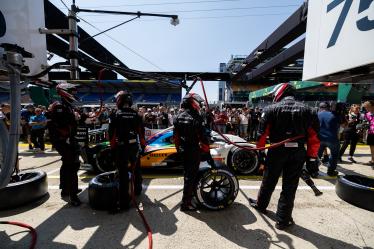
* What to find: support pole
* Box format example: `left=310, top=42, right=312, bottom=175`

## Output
left=0, top=51, right=22, bottom=188
left=68, top=6, right=79, bottom=80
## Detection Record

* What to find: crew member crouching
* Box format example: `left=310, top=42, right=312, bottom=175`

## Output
left=108, top=90, right=145, bottom=211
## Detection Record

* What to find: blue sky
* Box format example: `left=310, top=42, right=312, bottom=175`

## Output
left=50, top=0, right=304, bottom=101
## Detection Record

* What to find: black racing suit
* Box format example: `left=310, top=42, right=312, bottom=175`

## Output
left=173, top=109, right=211, bottom=205
left=47, top=102, right=80, bottom=198
left=108, top=107, right=146, bottom=208
left=256, top=96, right=320, bottom=223
left=339, top=113, right=360, bottom=158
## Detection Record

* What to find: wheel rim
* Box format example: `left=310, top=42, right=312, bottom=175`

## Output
left=96, top=148, right=114, bottom=172
left=9, top=172, right=38, bottom=183
left=232, top=150, right=258, bottom=174
left=196, top=171, right=235, bottom=209
left=97, top=172, right=116, bottom=183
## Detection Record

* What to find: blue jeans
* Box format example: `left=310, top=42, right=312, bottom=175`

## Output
left=318, top=140, right=340, bottom=171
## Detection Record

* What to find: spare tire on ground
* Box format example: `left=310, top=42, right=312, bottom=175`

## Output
left=88, top=171, right=119, bottom=210
left=195, top=162, right=239, bottom=210
left=89, top=162, right=240, bottom=211
left=0, top=170, right=48, bottom=210
left=336, top=174, right=374, bottom=212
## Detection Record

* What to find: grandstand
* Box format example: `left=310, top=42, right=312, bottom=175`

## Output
left=75, top=79, right=181, bottom=106
left=25, top=79, right=182, bottom=107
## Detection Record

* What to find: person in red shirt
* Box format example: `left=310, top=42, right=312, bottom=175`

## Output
left=214, top=109, right=228, bottom=134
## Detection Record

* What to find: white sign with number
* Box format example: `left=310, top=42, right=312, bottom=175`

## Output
left=0, top=0, right=47, bottom=79
left=303, top=0, right=374, bottom=81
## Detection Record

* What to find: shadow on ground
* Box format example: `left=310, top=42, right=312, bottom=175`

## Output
left=188, top=203, right=274, bottom=249
left=0, top=180, right=178, bottom=249
left=0, top=194, right=50, bottom=217
left=263, top=210, right=373, bottom=249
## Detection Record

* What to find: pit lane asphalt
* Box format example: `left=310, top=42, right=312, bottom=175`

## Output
left=0, top=146, right=373, bottom=249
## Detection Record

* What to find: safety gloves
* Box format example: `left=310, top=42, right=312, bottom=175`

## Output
left=305, top=158, right=319, bottom=178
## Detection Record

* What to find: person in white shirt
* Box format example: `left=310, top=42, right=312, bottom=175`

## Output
left=168, top=108, right=176, bottom=127
left=239, top=108, right=249, bottom=138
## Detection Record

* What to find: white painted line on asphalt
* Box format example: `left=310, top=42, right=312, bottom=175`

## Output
left=47, top=169, right=85, bottom=176
left=47, top=168, right=60, bottom=175
left=49, top=186, right=87, bottom=190
left=48, top=185, right=336, bottom=190
left=78, top=170, right=86, bottom=176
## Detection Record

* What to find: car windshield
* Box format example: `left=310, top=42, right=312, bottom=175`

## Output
left=146, top=128, right=173, bottom=145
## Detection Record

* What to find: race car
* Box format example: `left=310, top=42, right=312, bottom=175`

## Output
left=84, top=127, right=259, bottom=175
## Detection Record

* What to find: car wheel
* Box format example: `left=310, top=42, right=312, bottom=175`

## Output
left=195, top=165, right=239, bottom=210
left=336, top=175, right=374, bottom=212
left=95, top=147, right=115, bottom=173
left=0, top=171, right=48, bottom=210
left=228, top=147, right=258, bottom=175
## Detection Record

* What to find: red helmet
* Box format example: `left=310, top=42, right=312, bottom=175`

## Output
left=115, top=90, right=133, bottom=108
left=56, top=83, right=79, bottom=105
left=271, top=83, right=295, bottom=102
left=181, top=93, right=205, bottom=111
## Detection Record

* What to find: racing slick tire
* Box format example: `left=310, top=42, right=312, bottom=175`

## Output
left=228, top=147, right=258, bottom=175
left=0, top=170, right=48, bottom=210
left=88, top=171, right=119, bottom=210
left=95, top=147, right=115, bottom=173
left=336, top=175, right=374, bottom=212
left=195, top=162, right=239, bottom=210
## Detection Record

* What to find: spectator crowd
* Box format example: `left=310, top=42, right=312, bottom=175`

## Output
left=1, top=100, right=374, bottom=167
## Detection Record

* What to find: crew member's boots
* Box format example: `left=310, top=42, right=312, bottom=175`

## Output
left=180, top=201, right=197, bottom=212
left=70, top=195, right=81, bottom=207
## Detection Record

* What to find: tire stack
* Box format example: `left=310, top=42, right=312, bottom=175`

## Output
left=0, top=171, right=48, bottom=210
left=88, top=171, right=119, bottom=210
left=336, top=174, right=374, bottom=212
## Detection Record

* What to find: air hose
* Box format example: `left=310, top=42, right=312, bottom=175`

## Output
left=198, top=77, right=304, bottom=151
left=199, top=78, right=323, bottom=195
left=0, top=221, right=37, bottom=249
left=130, top=161, right=153, bottom=249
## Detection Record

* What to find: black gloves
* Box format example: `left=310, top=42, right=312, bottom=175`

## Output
left=305, top=157, right=319, bottom=177
left=258, top=151, right=267, bottom=165
left=139, top=145, right=146, bottom=155
left=207, top=155, right=215, bottom=168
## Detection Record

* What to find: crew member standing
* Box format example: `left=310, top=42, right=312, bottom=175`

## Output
left=174, top=93, right=212, bottom=211
left=48, top=83, right=81, bottom=206
left=249, top=83, right=320, bottom=229
left=108, top=90, right=146, bottom=211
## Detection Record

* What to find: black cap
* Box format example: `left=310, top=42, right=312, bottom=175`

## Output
left=319, top=102, right=330, bottom=109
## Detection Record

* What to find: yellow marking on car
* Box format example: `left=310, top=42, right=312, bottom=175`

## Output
left=140, top=148, right=177, bottom=167
left=150, top=153, right=169, bottom=158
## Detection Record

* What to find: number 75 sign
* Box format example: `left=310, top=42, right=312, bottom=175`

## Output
left=303, top=0, right=374, bottom=81
left=327, top=0, right=374, bottom=47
